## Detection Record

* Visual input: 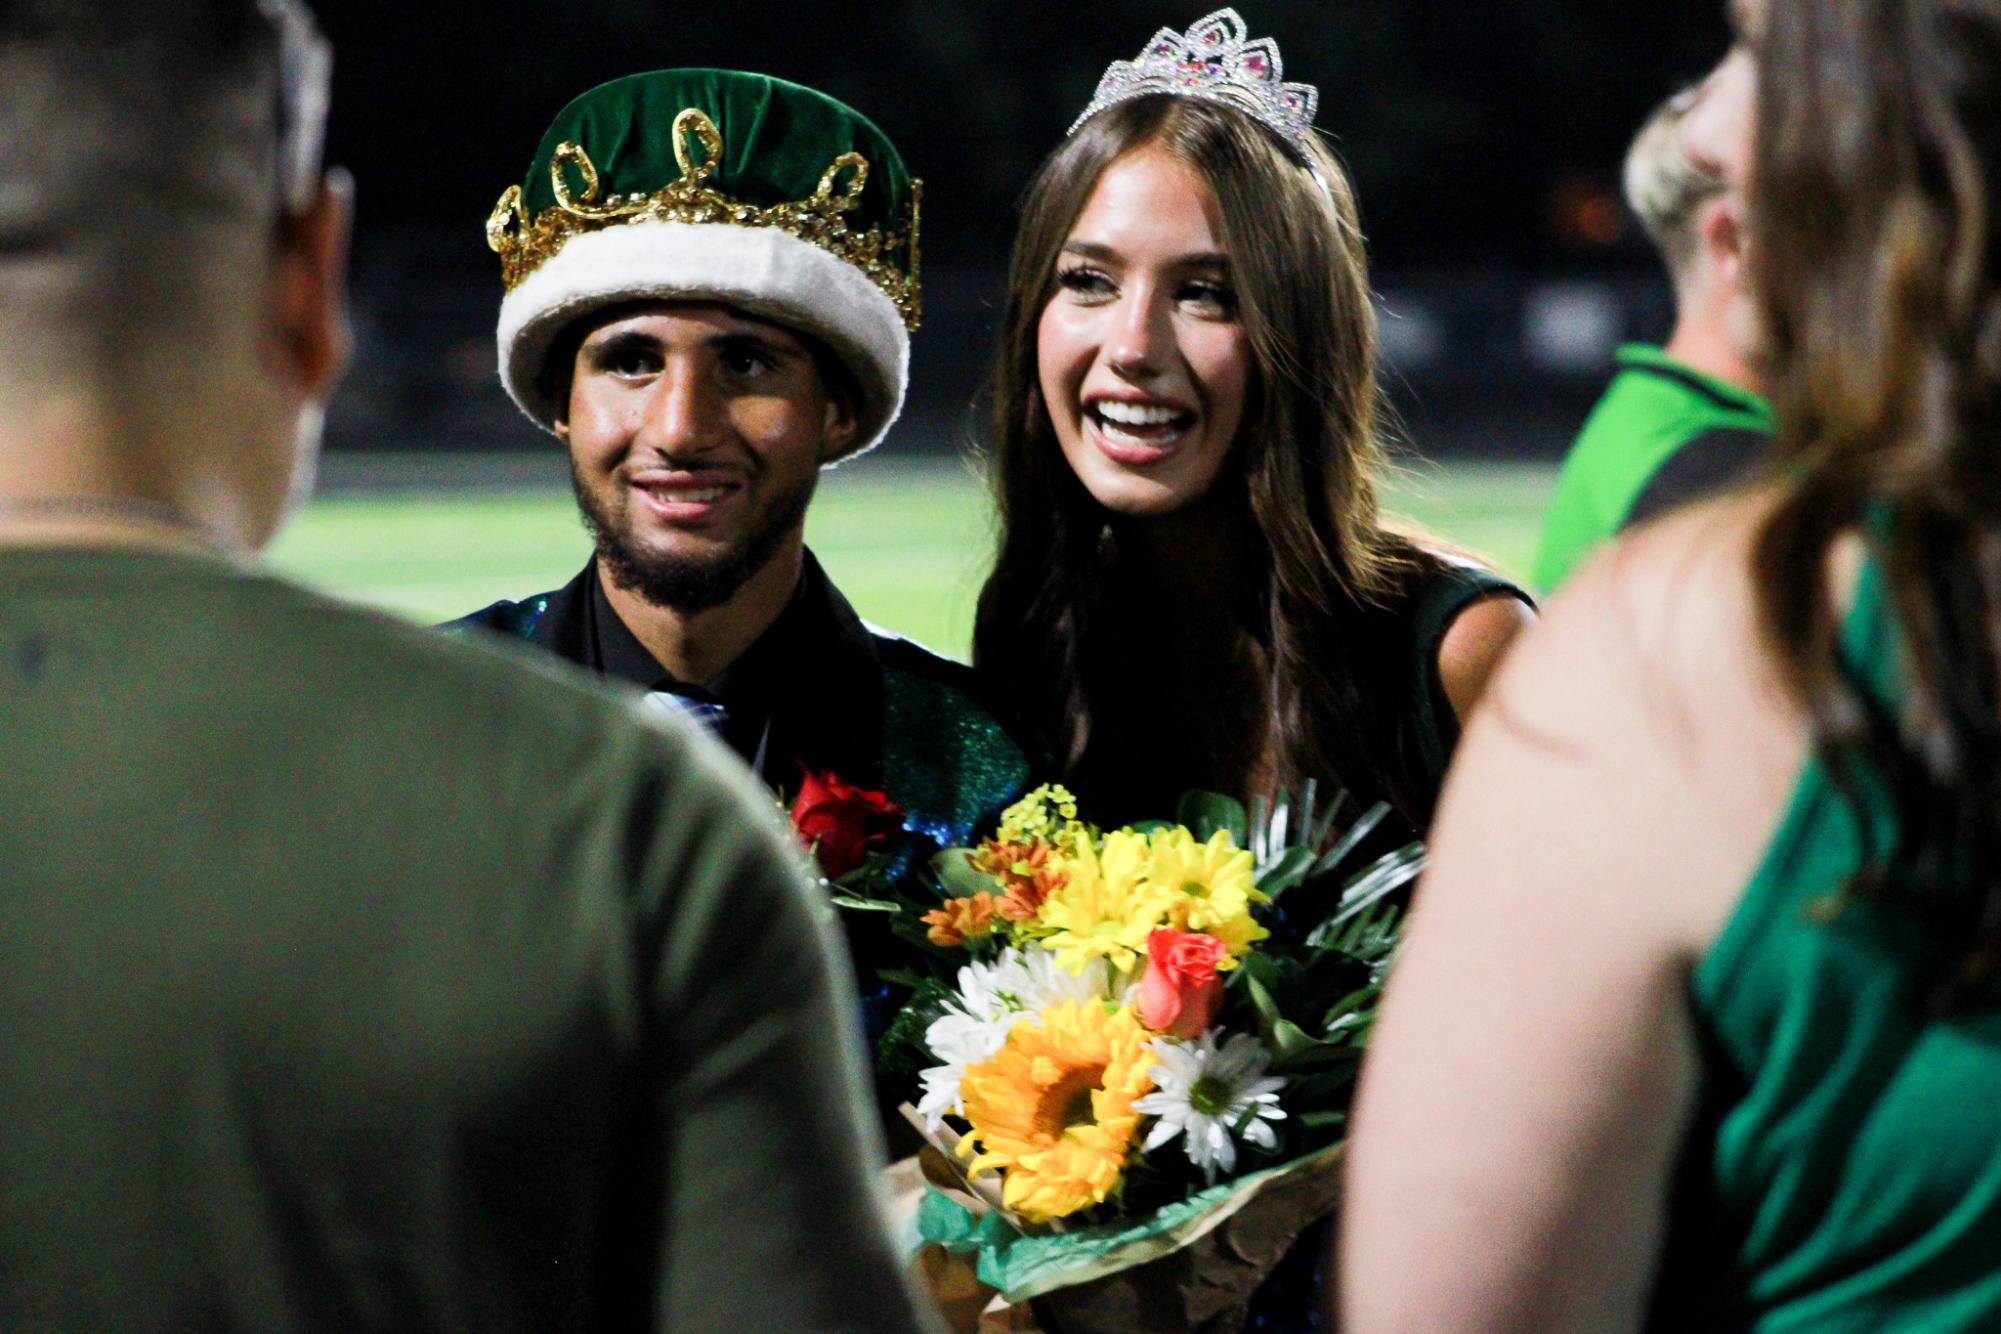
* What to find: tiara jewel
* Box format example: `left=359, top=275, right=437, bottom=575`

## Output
left=1068, top=8, right=1319, bottom=154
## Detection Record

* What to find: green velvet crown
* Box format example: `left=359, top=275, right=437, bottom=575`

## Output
left=487, top=69, right=921, bottom=327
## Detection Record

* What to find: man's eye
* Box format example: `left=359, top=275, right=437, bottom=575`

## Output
left=597, top=349, right=659, bottom=376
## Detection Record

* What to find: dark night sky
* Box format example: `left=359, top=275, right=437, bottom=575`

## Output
left=315, top=1, right=1736, bottom=275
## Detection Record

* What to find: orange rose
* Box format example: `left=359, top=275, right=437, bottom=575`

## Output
left=1136, top=929, right=1229, bottom=1039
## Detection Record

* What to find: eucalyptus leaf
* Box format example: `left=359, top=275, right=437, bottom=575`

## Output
left=930, top=846, right=997, bottom=899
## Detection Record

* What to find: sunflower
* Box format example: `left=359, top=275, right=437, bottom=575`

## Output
left=1143, top=827, right=1269, bottom=964
left=1033, top=831, right=1171, bottom=972
left=956, top=1000, right=1158, bottom=1223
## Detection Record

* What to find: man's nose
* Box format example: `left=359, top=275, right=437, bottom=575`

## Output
left=639, top=358, right=721, bottom=455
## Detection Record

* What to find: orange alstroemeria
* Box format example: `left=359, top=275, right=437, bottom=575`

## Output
left=924, top=892, right=1003, bottom=947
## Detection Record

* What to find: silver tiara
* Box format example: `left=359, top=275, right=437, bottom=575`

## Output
left=1067, top=9, right=1320, bottom=156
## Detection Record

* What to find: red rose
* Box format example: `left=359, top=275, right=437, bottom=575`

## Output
left=1137, top=929, right=1229, bottom=1039
left=789, top=768, right=905, bottom=879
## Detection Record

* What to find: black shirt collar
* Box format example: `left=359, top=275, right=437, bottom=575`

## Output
left=580, top=553, right=885, bottom=784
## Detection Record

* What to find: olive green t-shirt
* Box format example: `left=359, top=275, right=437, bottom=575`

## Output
left=0, top=547, right=935, bottom=1333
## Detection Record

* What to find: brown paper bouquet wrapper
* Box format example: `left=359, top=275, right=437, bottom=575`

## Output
left=887, top=1143, right=1344, bottom=1334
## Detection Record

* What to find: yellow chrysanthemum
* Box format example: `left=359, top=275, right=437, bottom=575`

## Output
left=1144, top=827, right=1269, bottom=964
left=1033, top=831, right=1172, bottom=972
left=956, top=1000, right=1157, bottom=1223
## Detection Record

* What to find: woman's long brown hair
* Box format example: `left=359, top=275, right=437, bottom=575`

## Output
left=973, top=96, right=1456, bottom=825
left=1750, top=0, right=2001, bottom=1009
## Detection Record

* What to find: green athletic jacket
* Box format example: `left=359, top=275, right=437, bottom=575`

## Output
left=1533, top=344, right=1773, bottom=592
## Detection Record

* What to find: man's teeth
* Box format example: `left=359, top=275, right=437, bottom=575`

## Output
left=661, top=485, right=729, bottom=503
left=1095, top=400, right=1183, bottom=427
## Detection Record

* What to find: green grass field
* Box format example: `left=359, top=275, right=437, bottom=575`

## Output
left=264, top=458, right=1556, bottom=658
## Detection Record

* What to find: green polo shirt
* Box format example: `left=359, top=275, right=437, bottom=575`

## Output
left=0, top=546, right=935, bottom=1333
left=1533, top=344, right=1772, bottom=592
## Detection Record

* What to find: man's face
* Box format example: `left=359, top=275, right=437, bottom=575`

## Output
left=557, top=303, right=856, bottom=613
left=1680, top=0, right=1763, bottom=192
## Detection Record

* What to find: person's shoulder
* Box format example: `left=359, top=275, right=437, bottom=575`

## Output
left=1397, top=545, right=1537, bottom=731
left=866, top=624, right=1036, bottom=807
left=1490, top=487, right=1812, bottom=791
left=868, top=625, right=1001, bottom=712
left=230, top=567, right=672, bottom=758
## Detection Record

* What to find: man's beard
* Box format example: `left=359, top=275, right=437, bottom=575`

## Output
left=572, top=462, right=817, bottom=613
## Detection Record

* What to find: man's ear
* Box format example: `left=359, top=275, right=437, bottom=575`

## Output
left=1700, top=193, right=1748, bottom=293
left=267, top=168, right=353, bottom=402
left=820, top=391, right=860, bottom=461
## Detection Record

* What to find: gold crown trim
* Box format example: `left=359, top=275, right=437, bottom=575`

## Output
left=487, top=107, right=921, bottom=329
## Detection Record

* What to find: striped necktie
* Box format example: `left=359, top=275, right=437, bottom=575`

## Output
left=643, top=690, right=728, bottom=737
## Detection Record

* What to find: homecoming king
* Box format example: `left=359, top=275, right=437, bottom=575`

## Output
left=456, top=70, right=1030, bottom=1064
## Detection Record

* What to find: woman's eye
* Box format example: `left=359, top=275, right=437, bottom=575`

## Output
left=1056, top=266, right=1114, bottom=299
left=1180, top=281, right=1237, bottom=315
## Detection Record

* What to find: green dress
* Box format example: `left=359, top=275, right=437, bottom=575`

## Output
left=1659, top=558, right=2001, bottom=1330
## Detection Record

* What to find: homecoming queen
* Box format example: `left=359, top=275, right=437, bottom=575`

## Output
left=974, top=10, right=1533, bottom=839
left=970, top=8, right=1534, bottom=1324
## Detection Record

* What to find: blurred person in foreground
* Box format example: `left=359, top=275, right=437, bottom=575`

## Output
left=1344, top=0, right=2001, bottom=1329
left=1531, top=86, right=1771, bottom=593
left=456, top=72, right=1030, bottom=1099
left=0, top=4, right=935, bottom=1330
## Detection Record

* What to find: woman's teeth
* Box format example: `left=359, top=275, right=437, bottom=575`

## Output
left=1097, top=400, right=1182, bottom=426
left=1091, top=400, right=1192, bottom=446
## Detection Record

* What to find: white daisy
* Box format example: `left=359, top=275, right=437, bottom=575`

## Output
left=915, top=947, right=1114, bottom=1129
left=1133, top=1029, right=1287, bottom=1183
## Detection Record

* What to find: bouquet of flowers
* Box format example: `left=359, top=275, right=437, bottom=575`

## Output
left=842, top=782, right=1423, bottom=1331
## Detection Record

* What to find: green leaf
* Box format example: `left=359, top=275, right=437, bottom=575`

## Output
left=1254, top=845, right=1317, bottom=899
left=930, top=846, right=997, bottom=900
left=830, top=894, right=901, bottom=913
left=1318, top=986, right=1379, bottom=1034
left=1244, top=966, right=1285, bottom=1033
left=1297, top=1110, right=1349, bottom=1131
left=1311, top=801, right=1394, bottom=879
left=1175, top=790, right=1247, bottom=845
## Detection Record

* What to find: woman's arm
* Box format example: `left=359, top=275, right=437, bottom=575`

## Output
left=1436, top=592, right=1536, bottom=722
left=1342, top=503, right=1808, bottom=1332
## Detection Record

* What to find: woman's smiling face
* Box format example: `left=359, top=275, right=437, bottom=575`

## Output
left=1037, top=143, right=1252, bottom=519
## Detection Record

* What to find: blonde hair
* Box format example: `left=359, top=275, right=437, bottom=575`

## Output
left=1623, top=88, right=1726, bottom=276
